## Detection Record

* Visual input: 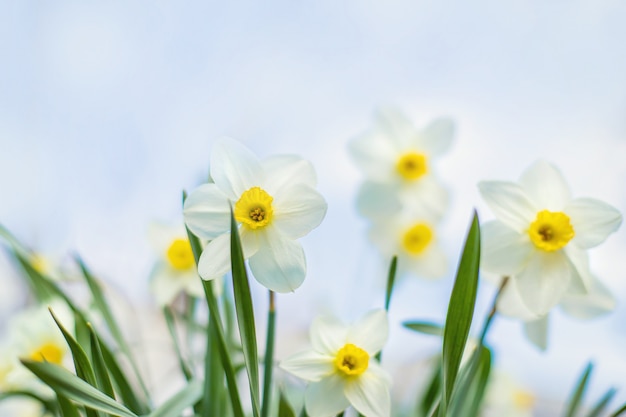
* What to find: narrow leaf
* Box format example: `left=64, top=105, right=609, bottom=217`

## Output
left=183, top=190, right=245, bottom=417
left=587, top=388, right=616, bottom=417
left=402, top=321, right=443, bottom=337
left=440, top=211, right=481, bottom=415
left=419, top=363, right=441, bottom=416
left=564, top=362, right=593, bottom=417
left=278, top=390, right=296, bottom=417
left=449, top=345, right=492, bottom=416
left=229, top=208, right=261, bottom=417
left=88, top=324, right=115, bottom=398
left=162, top=307, right=193, bottom=381
left=57, top=393, right=81, bottom=417
left=146, top=379, right=203, bottom=417
left=76, top=257, right=150, bottom=402
left=98, top=339, right=150, bottom=415
left=261, top=292, right=277, bottom=417
left=384, top=256, right=398, bottom=311
left=21, top=360, right=137, bottom=417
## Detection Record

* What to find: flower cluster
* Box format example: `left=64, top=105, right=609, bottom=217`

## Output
left=349, top=108, right=455, bottom=280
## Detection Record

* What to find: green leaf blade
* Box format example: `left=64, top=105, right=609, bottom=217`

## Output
left=440, top=211, right=481, bottom=415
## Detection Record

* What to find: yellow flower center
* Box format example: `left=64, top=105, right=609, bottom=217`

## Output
left=402, top=223, right=433, bottom=255
left=166, top=238, right=195, bottom=270
left=29, top=342, right=64, bottom=365
left=31, top=255, right=49, bottom=275
left=234, top=187, right=274, bottom=230
left=528, top=210, right=575, bottom=252
left=513, top=389, right=535, bottom=410
left=334, top=343, right=369, bottom=377
left=396, top=152, right=428, bottom=181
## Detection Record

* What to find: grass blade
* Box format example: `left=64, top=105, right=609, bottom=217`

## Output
left=21, top=360, right=138, bottom=417
left=57, top=393, right=81, bottom=417
left=146, top=380, right=203, bottom=417
left=229, top=208, right=261, bottom=417
left=261, top=291, right=277, bottom=417
left=183, top=190, right=245, bottom=417
left=278, top=390, right=296, bottom=417
left=384, top=256, right=398, bottom=311
left=162, top=307, right=193, bottom=381
left=88, top=324, right=115, bottom=399
left=564, top=362, right=593, bottom=417
left=587, top=387, right=616, bottom=417
left=402, top=321, right=443, bottom=337
left=75, top=257, right=151, bottom=403
left=440, top=211, right=481, bottom=416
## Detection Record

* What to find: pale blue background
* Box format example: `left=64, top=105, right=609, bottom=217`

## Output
left=1, top=1, right=626, bottom=413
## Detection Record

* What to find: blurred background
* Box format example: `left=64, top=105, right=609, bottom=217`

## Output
left=1, top=0, right=626, bottom=414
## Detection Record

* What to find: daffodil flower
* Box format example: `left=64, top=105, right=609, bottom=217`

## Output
left=2, top=301, right=72, bottom=396
left=367, top=213, right=447, bottom=280
left=349, top=108, right=454, bottom=220
left=148, top=222, right=204, bottom=305
left=183, top=138, right=327, bottom=293
left=479, top=160, right=622, bottom=315
left=280, top=310, right=391, bottom=417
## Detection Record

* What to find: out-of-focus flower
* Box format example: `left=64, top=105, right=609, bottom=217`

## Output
left=494, top=273, right=616, bottom=350
left=148, top=222, right=204, bottom=306
left=2, top=301, right=73, bottom=396
left=183, top=138, right=327, bottom=293
left=482, top=371, right=535, bottom=417
left=478, top=160, right=622, bottom=315
left=367, top=213, right=447, bottom=280
left=349, top=108, right=454, bottom=220
left=280, top=310, right=391, bottom=417
left=0, top=397, right=50, bottom=417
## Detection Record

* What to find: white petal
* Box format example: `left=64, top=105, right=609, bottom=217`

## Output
left=305, top=374, right=350, bottom=417
left=374, top=107, right=416, bottom=148
left=197, top=230, right=259, bottom=281
left=344, top=367, right=391, bottom=417
left=560, top=277, right=616, bottom=319
left=563, top=245, right=591, bottom=295
left=272, top=185, right=327, bottom=239
left=262, top=155, right=317, bottom=193
left=519, top=160, right=571, bottom=210
left=310, top=316, right=349, bottom=355
left=416, top=118, right=455, bottom=157
left=515, top=251, right=572, bottom=315
left=347, top=310, right=388, bottom=355
left=183, top=184, right=231, bottom=240
left=480, top=221, right=533, bottom=276
left=248, top=228, right=306, bottom=292
left=400, top=177, right=449, bottom=221
left=279, top=350, right=335, bottom=382
left=495, top=277, right=541, bottom=321
left=210, top=138, right=264, bottom=199
left=348, top=130, right=398, bottom=183
left=149, top=265, right=184, bottom=306
left=478, top=181, right=536, bottom=232
left=523, top=316, right=549, bottom=351
left=565, top=198, right=623, bottom=249
left=356, top=182, right=403, bottom=220
left=406, top=244, right=448, bottom=279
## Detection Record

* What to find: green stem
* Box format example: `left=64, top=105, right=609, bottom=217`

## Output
left=261, top=291, right=277, bottom=417
left=478, top=276, right=509, bottom=345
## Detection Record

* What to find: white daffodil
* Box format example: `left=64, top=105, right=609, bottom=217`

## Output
left=2, top=301, right=73, bottom=396
left=349, top=108, right=454, bottom=220
left=183, top=138, right=327, bottom=293
left=280, top=310, right=391, bottom=417
left=148, top=222, right=204, bottom=305
left=367, top=213, right=447, bottom=280
left=478, top=160, right=622, bottom=315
